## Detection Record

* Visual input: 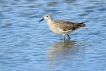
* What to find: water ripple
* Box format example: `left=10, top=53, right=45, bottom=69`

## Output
left=0, top=0, right=106, bottom=71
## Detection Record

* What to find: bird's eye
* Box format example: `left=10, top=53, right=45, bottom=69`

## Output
left=46, top=16, right=48, bottom=17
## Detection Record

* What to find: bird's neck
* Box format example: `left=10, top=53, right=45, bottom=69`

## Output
left=47, top=19, right=53, bottom=24
left=46, top=19, right=54, bottom=29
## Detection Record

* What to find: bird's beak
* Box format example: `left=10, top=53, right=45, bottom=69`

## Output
left=39, top=18, right=44, bottom=23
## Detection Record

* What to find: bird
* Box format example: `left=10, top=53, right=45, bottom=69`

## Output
left=39, top=14, right=85, bottom=40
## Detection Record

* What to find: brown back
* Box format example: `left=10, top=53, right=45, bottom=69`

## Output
left=53, top=20, right=85, bottom=31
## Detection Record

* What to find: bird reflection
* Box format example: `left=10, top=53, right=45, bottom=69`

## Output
left=47, top=39, right=85, bottom=70
left=48, top=39, right=76, bottom=59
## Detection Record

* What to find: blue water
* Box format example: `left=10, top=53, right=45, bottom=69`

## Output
left=0, top=0, right=106, bottom=71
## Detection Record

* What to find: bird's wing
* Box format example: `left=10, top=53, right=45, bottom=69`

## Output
left=54, top=20, right=76, bottom=31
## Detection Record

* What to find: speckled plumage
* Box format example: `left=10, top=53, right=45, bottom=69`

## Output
left=39, top=14, right=85, bottom=40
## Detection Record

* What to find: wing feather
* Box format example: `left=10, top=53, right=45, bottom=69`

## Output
left=53, top=20, right=76, bottom=31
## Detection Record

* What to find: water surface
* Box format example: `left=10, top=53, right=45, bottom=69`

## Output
left=0, top=0, right=106, bottom=71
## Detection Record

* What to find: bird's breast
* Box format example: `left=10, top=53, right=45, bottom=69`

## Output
left=47, top=22, right=58, bottom=33
left=47, top=21, right=70, bottom=35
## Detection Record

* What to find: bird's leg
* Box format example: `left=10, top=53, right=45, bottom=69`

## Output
left=67, top=34, right=70, bottom=39
left=64, top=36, right=65, bottom=40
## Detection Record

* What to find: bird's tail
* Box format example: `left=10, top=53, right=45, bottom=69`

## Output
left=73, top=22, right=85, bottom=30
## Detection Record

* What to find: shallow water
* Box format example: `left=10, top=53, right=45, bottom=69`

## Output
left=0, top=0, right=106, bottom=71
